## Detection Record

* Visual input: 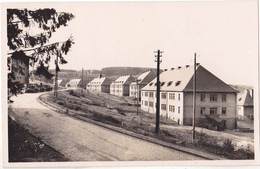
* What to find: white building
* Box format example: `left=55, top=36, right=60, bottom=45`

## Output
left=141, top=64, right=237, bottom=130
left=86, top=77, right=112, bottom=93
left=129, top=70, right=156, bottom=98
left=110, top=75, right=135, bottom=96
left=66, top=79, right=82, bottom=88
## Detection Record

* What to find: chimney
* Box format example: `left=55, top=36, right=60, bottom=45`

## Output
left=178, top=66, right=181, bottom=69
left=249, top=89, right=254, bottom=98
left=186, top=65, right=190, bottom=68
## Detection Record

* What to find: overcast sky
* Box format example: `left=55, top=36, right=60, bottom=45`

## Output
left=3, top=1, right=258, bottom=86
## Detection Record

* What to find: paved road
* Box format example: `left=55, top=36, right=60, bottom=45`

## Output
left=9, top=93, right=204, bottom=161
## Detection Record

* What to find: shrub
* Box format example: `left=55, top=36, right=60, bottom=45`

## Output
left=222, top=139, right=234, bottom=152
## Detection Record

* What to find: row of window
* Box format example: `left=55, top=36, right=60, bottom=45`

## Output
left=201, top=94, right=226, bottom=102
left=142, top=92, right=227, bottom=102
left=200, top=107, right=226, bottom=115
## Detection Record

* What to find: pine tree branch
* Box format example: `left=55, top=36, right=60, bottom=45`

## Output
left=7, top=40, right=67, bottom=55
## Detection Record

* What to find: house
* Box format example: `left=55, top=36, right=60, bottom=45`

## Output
left=10, top=51, right=29, bottom=85
left=237, top=89, right=254, bottom=120
left=129, top=70, right=156, bottom=98
left=86, top=77, right=112, bottom=93
left=140, top=64, right=237, bottom=130
left=110, top=75, right=135, bottom=96
left=66, top=79, right=82, bottom=88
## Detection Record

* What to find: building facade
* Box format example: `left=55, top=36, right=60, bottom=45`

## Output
left=66, top=79, right=82, bottom=88
left=141, top=64, right=237, bottom=130
left=129, top=70, right=156, bottom=98
left=110, top=75, right=135, bottom=96
left=86, top=77, right=112, bottom=93
left=11, top=51, right=29, bottom=85
left=237, top=89, right=254, bottom=120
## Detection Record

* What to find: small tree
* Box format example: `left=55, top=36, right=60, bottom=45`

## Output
left=7, top=8, right=75, bottom=98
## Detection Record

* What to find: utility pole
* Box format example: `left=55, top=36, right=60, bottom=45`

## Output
left=54, top=54, right=58, bottom=97
left=136, top=79, right=140, bottom=115
left=81, top=68, right=84, bottom=94
left=192, top=53, right=196, bottom=143
left=154, top=49, right=162, bottom=134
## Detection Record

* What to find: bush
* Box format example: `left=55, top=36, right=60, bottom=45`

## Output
left=57, top=101, right=64, bottom=106
left=25, top=89, right=34, bottom=93
left=222, top=139, right=234, bottom=152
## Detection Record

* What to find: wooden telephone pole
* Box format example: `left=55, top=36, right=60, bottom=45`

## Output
left=192, top=53, right=197, bottom=143
left=154, top=50, right=162, bottom=134
left=81, top=68, right=84, bottom=94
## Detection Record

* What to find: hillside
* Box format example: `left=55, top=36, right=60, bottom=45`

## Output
left=101, top=67, right=157, bottom=77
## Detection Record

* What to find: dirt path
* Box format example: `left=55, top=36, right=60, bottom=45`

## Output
left=8, top=93, right=205, bottom=161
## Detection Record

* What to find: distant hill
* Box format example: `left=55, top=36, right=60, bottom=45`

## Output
left=101, top=67, right=157, bottom=78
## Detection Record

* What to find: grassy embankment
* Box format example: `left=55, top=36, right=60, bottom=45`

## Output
left=40, top=89, right=254, bottom=160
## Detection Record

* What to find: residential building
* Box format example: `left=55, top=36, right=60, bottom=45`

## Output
left=129, top=70, right=156, bottom=98
left=140, top=64, right=237, bottom=130
left=11, top=51, right=29, bottom=85
left=66, top=79, right=82, bottom=88
left=237, top=89, right=254, bottom=120
left=110, top=75, right=135, bottom=96
left=87, top=77, right=112, bottom=93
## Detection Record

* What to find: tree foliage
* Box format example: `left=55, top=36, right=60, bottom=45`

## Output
left=7, top=8, right=75, bottom=95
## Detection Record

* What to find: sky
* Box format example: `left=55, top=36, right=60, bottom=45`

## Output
left=2, top=1, right=258, bottom=86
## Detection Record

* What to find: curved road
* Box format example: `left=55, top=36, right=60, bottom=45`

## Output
left=9, top=92, right=204, bottom=161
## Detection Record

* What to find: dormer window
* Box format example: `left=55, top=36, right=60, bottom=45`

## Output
left=149, top=82, right=153, bottom=86
left=175, top=81, right=181, bottom=86
left=167, top=81, right=173, bottom=86
left=161, top=82, right=165, bottom=86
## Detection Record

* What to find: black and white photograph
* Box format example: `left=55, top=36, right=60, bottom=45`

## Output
left=1, top=0, right=259, bottom=168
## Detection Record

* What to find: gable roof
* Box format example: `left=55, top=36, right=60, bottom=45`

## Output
left=237, top=90, right=254, bottom=106
left=112, top=75, right=135, bottom=85
left=67, top=79, right=81, bottom=84
left=130, top=70, right=156, bottom=85
left=141, top=65, right=236, bottom=93
left=88, top=77, right=112, bottom=85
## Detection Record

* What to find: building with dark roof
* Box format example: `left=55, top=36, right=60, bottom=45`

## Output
left=129, top=70, right=156, bottom=98
left=140, top=64, right=237, bottom=130
left=110, top=75, right=135, bottom=96
left=237, top=89, right=254, bottom=120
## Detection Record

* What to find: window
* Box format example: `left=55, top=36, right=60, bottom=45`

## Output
left=222, top=94, right=227, bottom=102
left=175, top=81, right=181, bottom=86
left=210, top=94, right=217, bottom=101
left=142, top=100, right=143, bottom=105
left=145, top=92, right=148, bottom=97
left=169, top=105, right=175, bottom=112
left=222, top=107, right=226, bottom=114
left=167, top=81, right=173, bottom=86
left=161, top=93, right=166, bottom=99
left=178, top=94, right=181, bottom=100
left=169, top=93, right=175, bottom=100
left=200, top=107, right=205, bottom=114
left=178, top=107, right=181, bottom=113
left=149, top=102, right=153, bottom=107
left=210, top=107, right=217, bottom=114
left=145, top=101, right=148, bottom=106
left=161, top=82, right=165, bottom=86
left=200, top=94, right=206, bottom=101
left=161, top=104, right=167, bottom=110
left=154, top=82, right=157, bottom=86
left=149, top=92, right=153, bottom=97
